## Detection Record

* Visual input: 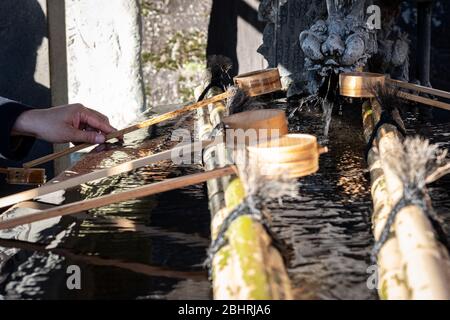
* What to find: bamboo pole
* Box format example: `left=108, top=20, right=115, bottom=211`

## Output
left=0, top=140, right=213, bottom=210
left=367, top=100, right=450, bottom=299
left=0, top=166, right=237, bottom=231
left=386, top=78, right=450, bottom=100
left=196, top=86, right=231, bottom=223
left=362, top=102, right=410, bottom=299
left=195, top=86, right=293, bottom=300
left=211, top=177, right=293, bottom=299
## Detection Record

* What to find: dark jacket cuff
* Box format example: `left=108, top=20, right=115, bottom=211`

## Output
left=0, top=99, right=36, bottom=161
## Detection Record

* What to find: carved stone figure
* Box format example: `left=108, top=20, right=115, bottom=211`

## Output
left=299, top=0, right=377, bottom=95
left=258, top=0, right=410, bottom=97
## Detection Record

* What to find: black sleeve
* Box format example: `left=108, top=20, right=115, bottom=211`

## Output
left=0, top=96, right=36, bottom=161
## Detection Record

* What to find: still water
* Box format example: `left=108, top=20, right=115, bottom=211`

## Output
left=0, top=103, right=448, bottom=300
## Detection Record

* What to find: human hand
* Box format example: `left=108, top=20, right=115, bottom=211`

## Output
left=12, top=104, right=117, bottom=144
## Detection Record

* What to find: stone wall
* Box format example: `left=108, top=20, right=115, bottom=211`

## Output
left=140, top=0, right=269, bottom=107
left=140, top=0, right=212, bottom=107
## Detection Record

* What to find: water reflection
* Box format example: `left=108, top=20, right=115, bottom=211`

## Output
left=272, top=103, right=375, bottom=300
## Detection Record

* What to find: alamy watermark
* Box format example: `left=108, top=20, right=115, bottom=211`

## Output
left=367, top=5, right=381, bottom=30
left=366, top=264, right=379, bottom=290
left=66, top=265, right=82, bottom=290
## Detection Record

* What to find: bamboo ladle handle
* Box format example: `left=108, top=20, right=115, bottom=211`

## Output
left=386, top=78, right=450, bottom=111
left=23, top=92, right=231, bottom=168
left=397, top=91, right=450, bottom=111
left=0, top=140, right=214, bottom=210
left=386, top=78, right=450, bottom=100
left=0, top=166, right=238, bottom=231
left=339, top=72, right=450, bottom=111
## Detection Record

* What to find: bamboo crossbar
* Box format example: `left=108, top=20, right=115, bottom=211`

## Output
left=386, top=78, right=450, bottom=100
left=194, top=84, right=293, bottom=300
left=397, top=91, right=450, bottom=111
left=0, top=140, right=214, bottom=210
left=0, top=166, right=237, bottom=231
left=23, top=92, right=230, bottom=168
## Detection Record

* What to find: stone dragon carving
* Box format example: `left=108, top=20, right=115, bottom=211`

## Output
left=299, top=0, right=378, bottom=95
left=257, top=0, right=410, bottom=97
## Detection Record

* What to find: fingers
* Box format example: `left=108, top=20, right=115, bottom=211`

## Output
left=75, top=106, right=117, bottom=136
left=83, top=107, right=124, bottom=141
left=67, top=127, right=106, bottom=144
left=67, top=104, right=124, bottom=144
left=89, top=108, right=111, bottom=125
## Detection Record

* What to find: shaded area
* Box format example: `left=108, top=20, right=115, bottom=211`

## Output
left=207, top=0, right=265, bottom=76
left=0, top=0, right=53, bottom=191
left=399, top=0, right=450, bottom=91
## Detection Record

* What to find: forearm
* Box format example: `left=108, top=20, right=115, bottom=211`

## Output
left=11, top=109, right=42, bottom=138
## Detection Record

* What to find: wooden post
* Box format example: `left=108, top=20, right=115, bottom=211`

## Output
left=417, top=0, right=433, bottom=87
left=47, top=0, right=70, bottom=175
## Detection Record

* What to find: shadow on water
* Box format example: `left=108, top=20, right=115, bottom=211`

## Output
left=207, top=0, right=265, bottom=76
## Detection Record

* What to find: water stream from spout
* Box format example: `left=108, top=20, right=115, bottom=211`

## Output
left=322, top=99, right=334, bottom=140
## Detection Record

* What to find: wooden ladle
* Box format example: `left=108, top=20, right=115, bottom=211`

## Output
left=339, top=72, right=450, bottom=111
left=248, top=134, right=328, bottom=178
